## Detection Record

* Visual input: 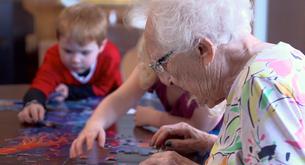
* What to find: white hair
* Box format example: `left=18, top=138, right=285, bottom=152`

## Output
left=128, top=0, right=253, bottom=52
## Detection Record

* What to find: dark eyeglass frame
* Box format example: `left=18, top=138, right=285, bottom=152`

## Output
left=149, top=50, right=175, bottom=73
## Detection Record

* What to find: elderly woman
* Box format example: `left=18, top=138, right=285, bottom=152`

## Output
left=134, top=0, right=305, bottom=164
left=69, top=37, right=224, bottom=158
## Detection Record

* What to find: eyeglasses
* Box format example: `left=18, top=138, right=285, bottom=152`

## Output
left=149, top=50, right=175, bottom=73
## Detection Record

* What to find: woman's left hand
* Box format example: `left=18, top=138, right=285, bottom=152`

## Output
left=150, top=122, right=217, bottom=154
left=140, top=151, right=198, bottom=165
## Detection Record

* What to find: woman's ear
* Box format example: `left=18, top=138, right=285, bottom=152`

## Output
left=197, top=38, right=216, bottom=66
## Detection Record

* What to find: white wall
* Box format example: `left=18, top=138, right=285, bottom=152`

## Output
left=253, top=0, right=269, bottom=42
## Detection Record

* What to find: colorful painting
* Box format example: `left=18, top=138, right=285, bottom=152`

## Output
left=0, top=97, right=156, bottom=164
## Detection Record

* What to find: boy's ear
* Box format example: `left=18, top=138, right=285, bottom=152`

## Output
left=197, top=38, right=216, bottom=66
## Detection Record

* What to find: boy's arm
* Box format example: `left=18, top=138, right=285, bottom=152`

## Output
left=19, top=45, right=62, bottom=123
left=23, top=88, right=47, bottom=107
left=19, top=88, right=47, bottom=123
left=31, top=45, right=62, bottom=98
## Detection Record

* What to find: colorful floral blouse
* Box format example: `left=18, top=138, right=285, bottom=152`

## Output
left=206, top=42, right=305, bottom=165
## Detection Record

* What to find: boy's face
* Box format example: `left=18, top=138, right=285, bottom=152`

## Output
left=59, top=37, right=101, bottom=74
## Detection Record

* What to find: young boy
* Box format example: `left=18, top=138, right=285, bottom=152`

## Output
left=18, top=3, right=122, bottom=124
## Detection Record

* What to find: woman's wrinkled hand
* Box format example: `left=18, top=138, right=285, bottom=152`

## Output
left=140, top=151, right=198, bottom=165
left=150, top=122, right=217, bottom=154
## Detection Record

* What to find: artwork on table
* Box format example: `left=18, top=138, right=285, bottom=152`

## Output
left=0, top=97, right=157, bottom=164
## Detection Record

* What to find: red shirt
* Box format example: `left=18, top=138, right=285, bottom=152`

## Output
left=31, top=40, right=122, bottom=97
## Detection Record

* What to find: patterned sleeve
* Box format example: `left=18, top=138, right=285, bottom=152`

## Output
left=240, top=76, right=305, bottom=164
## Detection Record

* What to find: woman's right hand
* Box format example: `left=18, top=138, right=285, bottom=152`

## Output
left=69, top=119, right=106, bottom=158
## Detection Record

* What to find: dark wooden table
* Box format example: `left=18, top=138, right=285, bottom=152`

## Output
left=0, top=85, right=158, bottom=165
left=0, top=84, right=29, bottom=99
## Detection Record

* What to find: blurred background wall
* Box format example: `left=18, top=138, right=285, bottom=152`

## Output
left=0, top=0, right=304, bottom=84
left=0, top=0, right=34, bottom=84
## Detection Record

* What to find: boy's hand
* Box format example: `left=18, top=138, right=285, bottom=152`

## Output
left=18, top=102, right=45, bottom=123
left=134, top=105, right=160, bottom=127
left=69, top=119, right=106, bottom=158
left=54, top=84, right=69, bottom=102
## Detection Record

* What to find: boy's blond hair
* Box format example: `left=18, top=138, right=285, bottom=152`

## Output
left=56, top=3, right=108, bottom=46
